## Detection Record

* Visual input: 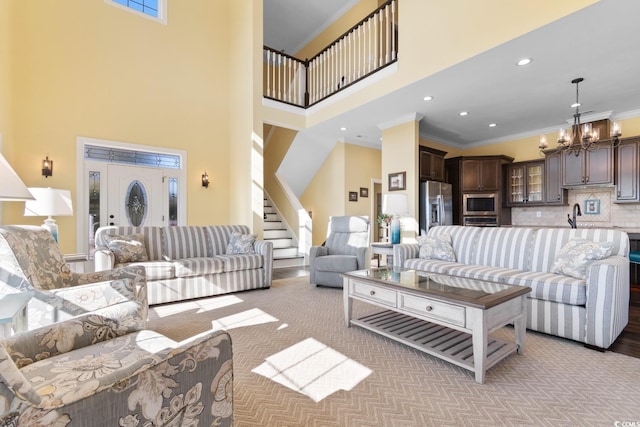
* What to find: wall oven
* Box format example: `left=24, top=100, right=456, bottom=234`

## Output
left=462, top=193, right=499, bottom=216
left=463, top=216, right=498, bottom=227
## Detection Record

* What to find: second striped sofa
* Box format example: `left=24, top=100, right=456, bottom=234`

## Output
left=393, top=226, right=630, bottom=350
left=94, top=225, right=273, bottom=305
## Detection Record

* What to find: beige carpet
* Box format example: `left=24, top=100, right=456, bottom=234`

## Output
left=147, top=276, right=640, bottom=427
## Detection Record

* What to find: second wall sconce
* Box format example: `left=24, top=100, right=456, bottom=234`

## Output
left=202, top=172, right=210, bottom=188
left=42, top=156, right=53, bottom=178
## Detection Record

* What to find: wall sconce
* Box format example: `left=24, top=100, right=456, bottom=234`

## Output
left=202, top=172, right=209, bottom=188
left=42, top=156, right=53, bottom=178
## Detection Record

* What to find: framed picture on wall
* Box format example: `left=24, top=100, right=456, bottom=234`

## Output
left=388, top=172, right=406, bottom=191
left=349, top=191, right=358, bottom=202
left=360, top=187, right=369, bottom=198
left=584, top=198, right=600, bottom=215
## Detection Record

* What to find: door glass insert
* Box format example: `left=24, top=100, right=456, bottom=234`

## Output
left=168, top=177, right=178, bottom=226
left=125, top=180, right=148, bottom=226
left=88, top=171, right=101, bottom=259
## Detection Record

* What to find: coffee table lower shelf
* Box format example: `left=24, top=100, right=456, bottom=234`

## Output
left=352, top=310, right=517, bottom=376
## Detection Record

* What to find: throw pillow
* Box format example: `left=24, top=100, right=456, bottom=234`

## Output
left=417, top=233, right=456, bottom=262
left=104, top=233, right=149, bottom=264
left=550, top=239, right=614, bottom=280
left=226, top=231, right=256, bottom=254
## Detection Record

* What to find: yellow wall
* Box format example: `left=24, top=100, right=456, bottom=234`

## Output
left=264, top=125, right=300, bottom=236
left=267, top=0, right=598, bottom=131
left=345, top=143, right=381, bottom=217
left=2, top=0, right=259, bottom=253
left=228, top=0, right=264, bottom=236
left=300, top=141, right=381, bottom=245
left=294, top=0, right=379, bottom=60
left=381, top=119, right=419, bottom=241
left=0, top=1, right=12, bottom=164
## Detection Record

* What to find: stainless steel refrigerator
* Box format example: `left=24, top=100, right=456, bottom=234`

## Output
left=419, top=181, right=453, bottom=235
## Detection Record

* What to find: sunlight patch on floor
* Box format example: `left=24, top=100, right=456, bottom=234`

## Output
left=252, top=338, right=372, bottom=402
left=152, top=295, right=244, bottom=318
left=211, top=308, right=278, bottom=331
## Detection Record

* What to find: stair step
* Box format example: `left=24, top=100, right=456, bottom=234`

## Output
left=264, top=221, right=284, bottom=230
left=267, top=238, right=294, bottom=249
left=274, top=256, right=306, bottom=269
left=264, top=212, right=279, bottom=221
left=274, top=247, right=299, bottom=258
left=264, top=229, right=289, bottom=239
left=264, top=206, right=276, bottom=214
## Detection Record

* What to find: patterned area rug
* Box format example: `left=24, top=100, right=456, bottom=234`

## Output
left=147, top=276, right=640, bottom=427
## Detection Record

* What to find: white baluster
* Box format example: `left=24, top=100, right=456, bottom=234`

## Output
left=385, top=4, right=391, bottom=63
left=391, top=0, right=396, bottom=61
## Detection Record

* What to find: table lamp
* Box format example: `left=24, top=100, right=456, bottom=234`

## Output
left=382, top=193, right=408, bottom=244
left=24, top=187, right=73, bottom=243
left=0, top=153, right=34, bottom=202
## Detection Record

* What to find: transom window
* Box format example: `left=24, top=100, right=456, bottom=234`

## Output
left=107, top=0, right=166, bottom=23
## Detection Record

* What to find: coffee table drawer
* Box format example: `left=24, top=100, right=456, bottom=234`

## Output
left=351, top=281, right=397, bottom=307
left=399, top=293, right=465, bottom=327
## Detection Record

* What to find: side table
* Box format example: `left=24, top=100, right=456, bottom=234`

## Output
left=371, top=243, right=394, bottom=267
left=0, top=291, right=33, bottom=338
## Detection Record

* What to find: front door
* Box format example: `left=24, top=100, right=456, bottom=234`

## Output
left=107, top=164, right=164, bottom=227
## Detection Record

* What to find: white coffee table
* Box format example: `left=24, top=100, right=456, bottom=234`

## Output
left=343, top=268, right=530, bottom=384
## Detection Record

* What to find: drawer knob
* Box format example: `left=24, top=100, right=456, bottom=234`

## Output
left=425, top=305, right=433, bottom=312
left=370, top=290, right=376, bottom=296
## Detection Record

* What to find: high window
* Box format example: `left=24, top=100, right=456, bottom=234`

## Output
left=107, top=0, right=166, bottom=23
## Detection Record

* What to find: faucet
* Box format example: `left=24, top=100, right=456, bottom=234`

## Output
left=567, top=203, right=582, bottom=229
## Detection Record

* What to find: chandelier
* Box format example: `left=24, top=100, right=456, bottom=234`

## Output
left=539, top=77, right=622, bottom=156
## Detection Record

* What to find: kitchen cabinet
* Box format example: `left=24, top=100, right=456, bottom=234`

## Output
left=461, top=158, right=501, bottom=191
left=419, top=146, right=447, bottom=182
left=562, top=142, right=613, bottom=186
left=445, top=155, right=514, bottom=225
left=544, top=150, right=568, bottom=205
left=615, top=137, right=640, bottom=202
left=505, top=160, right=544, bottom=206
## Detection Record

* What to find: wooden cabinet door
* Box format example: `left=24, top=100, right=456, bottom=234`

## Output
left=526, top=162, right=544, bottom=203
left=585, top=143, right=612, bottom=185
left=461, top=160, right=481, bottom=191
left=479, top=159, right=500, bottom=191
left=563, top=150, right=586, bottom=186
left=420, top=151, right=445, bottom=181
left=506, top=164, right=525, bottom=205
left=431, top=154, right=445, bottom=181
left=616, top=140, right=639, bottom=201
left=545, top=151, right=565, bottom=204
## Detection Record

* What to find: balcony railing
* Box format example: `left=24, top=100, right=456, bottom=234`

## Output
left=264, top=0, right=397, bottom=109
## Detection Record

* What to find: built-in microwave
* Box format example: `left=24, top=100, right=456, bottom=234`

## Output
left=462, top=193, right=498, bottom=216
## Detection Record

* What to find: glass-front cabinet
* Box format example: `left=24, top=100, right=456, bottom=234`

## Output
left=505, top=160, right=545, bottom=206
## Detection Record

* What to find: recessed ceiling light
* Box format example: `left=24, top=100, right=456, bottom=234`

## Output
left=459, top=111, right=468, bottom=116
left=423, top=96, right=433, bottom=101
left=489, top=123, right=497, bottom=127
left=517, top=58, right=532, bottom=66
left=340, top=127, right=347, bottom=131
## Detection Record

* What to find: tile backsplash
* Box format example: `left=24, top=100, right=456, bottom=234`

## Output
left=512, top=188, right=640, bottom=229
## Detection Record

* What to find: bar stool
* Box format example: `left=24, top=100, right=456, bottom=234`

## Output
left=630, top=251, right=640, bottom=264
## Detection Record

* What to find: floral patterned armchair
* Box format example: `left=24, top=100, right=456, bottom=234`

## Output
left=0, top=285, right=233, bottom=426
left=0, top=225, right=148, bottom=330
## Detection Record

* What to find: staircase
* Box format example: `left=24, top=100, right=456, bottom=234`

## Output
left=264, top=198, right=305, bottom=268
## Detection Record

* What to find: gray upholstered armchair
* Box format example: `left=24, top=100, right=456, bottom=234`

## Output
left=309, top=216, right=370, bottom=287
left=0, top=226, right=147, bottom=330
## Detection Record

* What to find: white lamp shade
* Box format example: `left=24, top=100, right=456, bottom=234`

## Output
left=24, top=188, right=74, bottom=217
left=0, top=153, right=34, bottom=201
left=382, top=193, right=409, bottom=215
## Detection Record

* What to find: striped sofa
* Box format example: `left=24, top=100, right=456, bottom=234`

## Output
left=393, top=226, right=630, bottom=349
left=95, top=225, right=273, bottom=305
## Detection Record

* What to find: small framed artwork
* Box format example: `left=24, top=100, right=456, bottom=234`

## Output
left=388, top=172, right=406, bottom=191
left=584, top=199, right=600, bottom=215
left=348, top=191, right=358, bottom=202
left=360, top=187, right=369, bottom=198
